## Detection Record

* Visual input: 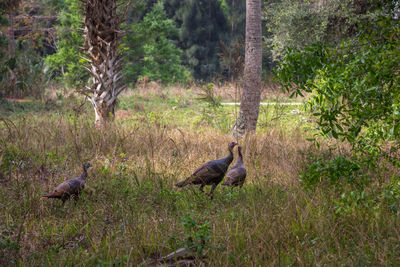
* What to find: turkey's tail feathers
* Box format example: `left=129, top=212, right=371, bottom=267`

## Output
left=222, top=176, right=236, bottom=186
left=175, top=177, right=192, bottom=187
left=221, top=181, right=232, bottom=186
left=41, top=191, right=62, bottom=199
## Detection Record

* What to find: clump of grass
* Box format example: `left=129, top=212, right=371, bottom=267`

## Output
left=0, top=89, right=399, bottom=265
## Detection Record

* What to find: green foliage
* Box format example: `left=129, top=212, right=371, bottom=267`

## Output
left=165, top=0, right=228, bottom=80
left=276, top=5, right=400, bottom=161
left=0, top=98, right=58, bottom=116
left=124, top=2, right=189, bottom=85
left=45, top=0, right=87, bottom=87
left=382, top=177, right=400, bottom=213
left=0, top=19, right=46, bottom=98
left=0, top=224, right=19, bottom=265
left=265, top=0, right=366, bottom=61
left=333, top=190, right=376, bottom=216
left=0, top=0, right=65, bottom=98
left=0, top=146, right=24, bottom=175
left=8, top=43, right=47, bottom=98
left=196, top=82, right=222, bottom=108
left=180, top=213, right=212, bottom=258
left=0, top=144, right=45, bottom=177
left=300, top=155, right=368, bottom=188
left=221, top=0, right=245, bottom=42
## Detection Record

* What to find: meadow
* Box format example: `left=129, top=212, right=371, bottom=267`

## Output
left=0, top=84, right=399, bottom=266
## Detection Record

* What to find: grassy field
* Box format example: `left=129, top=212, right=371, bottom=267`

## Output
left=0, top=85, right=399, bottom=266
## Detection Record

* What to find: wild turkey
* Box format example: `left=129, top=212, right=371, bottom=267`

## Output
left=222, top=146, right=247, bottom=187
left=175, top=142, right=238, bottom=198
left=41, top=162, right=91, bottom=204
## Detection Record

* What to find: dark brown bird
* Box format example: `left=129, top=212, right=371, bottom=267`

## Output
left=175, top=142, right=238, bottom=198
left=41, top=162, right=91, bottom=204
left=222, top=146, right=247, bottom=187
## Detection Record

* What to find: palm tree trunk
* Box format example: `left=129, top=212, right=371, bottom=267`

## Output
left=232, top=0, right=262, bottom=137
left=83, top=0, right=126, bottom=128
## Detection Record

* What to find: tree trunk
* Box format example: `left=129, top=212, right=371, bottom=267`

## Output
left=83, top=0, right=126, bottom=128
left=232, top=0, right=262, bottom=137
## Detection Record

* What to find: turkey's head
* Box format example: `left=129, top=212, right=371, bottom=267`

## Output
left=83, top=162, right=91, bottom=171
left=228, top=142, right=238, bottom=152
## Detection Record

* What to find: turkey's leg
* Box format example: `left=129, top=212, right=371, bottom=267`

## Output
left=209, top=184, right=217, bottom=199
left=199, top=184, right=206, bottom=194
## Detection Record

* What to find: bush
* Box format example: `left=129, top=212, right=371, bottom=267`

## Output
left=275, top=4, right=400, bottom=164
left=300, top=155, right=368, bottom=188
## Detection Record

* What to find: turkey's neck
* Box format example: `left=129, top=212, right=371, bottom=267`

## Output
left=226, top=148, right=234, bottom=164
left=81, top=168, right=88, bottom=180
left=237, top=150, right=243, bottom=164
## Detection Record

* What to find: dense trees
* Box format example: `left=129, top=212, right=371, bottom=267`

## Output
left=276, top=1, right=400, bottom=162
left=265, top=0, right=374, bottom=60
left=124, top=2, right=189, bottom=84
left=1, top=0, right=398, bottom=149
left=0, top=0, right=58, bottom=98
left=1, top=0, right=245, bottom=93
left=45, top=0, right=87, bottom=87
left=166, top=0, right=229, bottom=80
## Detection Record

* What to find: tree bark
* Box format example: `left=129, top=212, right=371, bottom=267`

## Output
left=232, top=0, right=262, bottom=137
left=83, top=0, right=126, bottom=128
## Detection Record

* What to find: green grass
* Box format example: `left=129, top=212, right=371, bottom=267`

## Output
left=0, top=87, right=399, bottom=266
left=0, top=98, right=55, bottom=116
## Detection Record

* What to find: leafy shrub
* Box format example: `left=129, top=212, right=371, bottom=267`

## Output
left=382, top=178, right=400, bottom=213
left=0, top=225, right=19, bottom=265
left=180, top=213, right=212, bottom=258
left=300, top=155, right=368, bottom=188
left=275, top=4, right=400, bottom=165
left=1, top=43, right=47, bottom=99
left=333, top=190, right=377, bottom=216
left=0, top=146, right=32, bottom=176
left=197, top=83, right=222, bottom=108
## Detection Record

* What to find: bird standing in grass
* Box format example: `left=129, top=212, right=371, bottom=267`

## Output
left=175, top=142, right=238, bottom=198
left=41, top=162, right=91, bottom=204
left=222, top=146, right=247, bottom=187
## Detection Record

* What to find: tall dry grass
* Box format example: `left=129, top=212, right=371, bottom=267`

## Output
left=0, top=92, right=399, bottom=266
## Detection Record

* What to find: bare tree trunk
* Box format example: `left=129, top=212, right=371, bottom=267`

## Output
left=232, top=0, right=262, bottom=137
left=83, top=0, right=126, bottom=128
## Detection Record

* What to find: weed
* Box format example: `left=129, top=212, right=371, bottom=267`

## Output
left=382, top=177, right=400, bottom=213
left=180, top=213, right=212, bottom=258
left=197, top=82, right=222, bottom=108
left=333, top=190, right=377, bottom=216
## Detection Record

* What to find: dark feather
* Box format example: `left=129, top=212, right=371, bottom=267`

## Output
left=175, top=142, right=237, bottom=198
left=222, top=146, right=247, bottom=187
left=42, top=162, right=91, bottom=203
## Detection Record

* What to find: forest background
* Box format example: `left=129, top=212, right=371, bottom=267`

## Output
left=2, top=0, right=390, bottom=95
